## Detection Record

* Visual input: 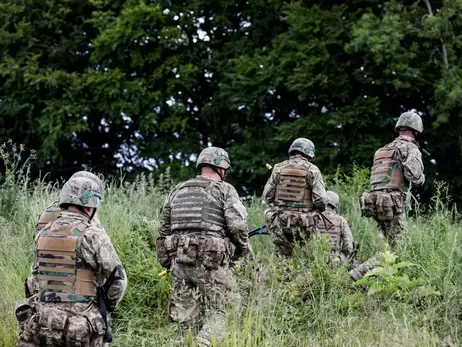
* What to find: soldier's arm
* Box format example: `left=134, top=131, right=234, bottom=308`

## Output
left=310, top=166, right=327, bottom=211
left=158, top=184, right=181, bottom=237
left=262, top=166, right=279, bottom=203
left=402, top=144, right=425, bottom=186
left=224, top=185, right=253, bottom=261
left=81, top=229, right=127, bottom=308
left=340, top=218, right=354, bottom=257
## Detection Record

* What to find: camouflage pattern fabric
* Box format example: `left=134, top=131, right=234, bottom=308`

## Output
left=28, top=208, right=104, bottom=297
left=158, top=175, right=251, bottom=345
left=349, top=254, right=383, bottom=281
left=159, top=176, right=252, bottom=260
left=317, top=207, right=354, bottom=264
left=362, top=135, right=424, bottom=248
left=169, top=258, right=239, bottom=346
left=263, top=156, right=327, bottom=257
left=17, top=210, right=127, bottom=346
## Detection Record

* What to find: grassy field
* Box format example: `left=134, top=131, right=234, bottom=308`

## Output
left=0, top=147, right=461, bottom=346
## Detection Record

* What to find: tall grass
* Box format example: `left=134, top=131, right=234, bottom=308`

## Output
left=0, top=146, right=460, bottom=346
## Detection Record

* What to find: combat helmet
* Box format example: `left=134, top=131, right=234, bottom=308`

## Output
left=70, top=171, right=104, bottom=194
left=326, top=191, right=339, bottom=210
left=59, top=177, right=102, bottom=209
left=196, top=146, right=231, bottom=170
left=395, top=111, right=423, bottom=133
left=289, top=138, right=315, bottom=158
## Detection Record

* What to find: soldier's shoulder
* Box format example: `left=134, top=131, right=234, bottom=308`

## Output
left=220, top=181, right=239, bottom=195
left=308, top=163, right=322, bottom=174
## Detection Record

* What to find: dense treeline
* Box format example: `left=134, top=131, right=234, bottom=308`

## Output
left=1, top=0, right=462, bottom=200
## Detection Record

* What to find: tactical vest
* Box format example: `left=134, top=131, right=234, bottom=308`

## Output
left=36, top=220, right=96, bottom=302
left=35, top=204, right=62, bottom=234
left=316, top=211, right=342, bottom=251
left=275, top=163, right=313, bottom=208
left=171, top=178, right=226, bottom=233
left=370, top=145, right=408, bottom=192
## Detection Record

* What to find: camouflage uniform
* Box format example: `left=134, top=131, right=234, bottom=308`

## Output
left=263, top=138, right=327, bottom=257
left=28, top=172, right=105, bottom=298
left=16, top=177, right=127, bottom=347
left=354, top=112, right=425, bottom=281
left=317, top=191, right=354, bottom=267
left=359, top=112, right=425, bottom=247
left=157, top=147, right=252, bottom=346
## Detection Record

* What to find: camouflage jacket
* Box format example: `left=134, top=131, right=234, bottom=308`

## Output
left=375, top=135, right=425, bottom=188
left=159, top=176, right=253, bottom=260
left=263, top=156, right=327, bottom=211
left=322, top=207, right=354, bottom=257
left=34, top=211, right=127, bottom=307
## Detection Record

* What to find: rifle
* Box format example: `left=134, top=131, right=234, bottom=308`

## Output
left=98, top=264, right=125, bottom=343
left=248, top=225, right=272, bottom=238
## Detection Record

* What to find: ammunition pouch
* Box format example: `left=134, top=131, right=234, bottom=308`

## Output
left=156, top=236, right=176, bottom=268
left=203, top=237, right=231, bottom=270
left=176, top=235, right=200, bottom=265
left=359, top=192, right=376, bottom=218
left=35, top=307, right=97, bottom=346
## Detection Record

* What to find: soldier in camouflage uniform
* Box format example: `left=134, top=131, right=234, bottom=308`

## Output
left=263, top=138, right=328, bottom=257
left=27, top=172, right=105, bottom=298
left=352, top=112, right=425, bottom=281
left=156, top=147, right=253, bottom=346
left=16, top=176, right=127, bottom=347
left=316, top=191, right=354, bottom=267
left=359, top=111, right=425, bottom=248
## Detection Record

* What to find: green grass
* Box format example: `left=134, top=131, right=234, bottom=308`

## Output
left=0, top=148, right=461, bottom=346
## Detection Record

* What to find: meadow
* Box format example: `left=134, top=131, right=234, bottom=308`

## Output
left=0, top=146, right=460, bottom=346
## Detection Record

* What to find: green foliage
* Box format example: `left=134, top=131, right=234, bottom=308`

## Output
left=355, top=251, right=441, bottom=301
left=2, top=0, right=462, bottom=202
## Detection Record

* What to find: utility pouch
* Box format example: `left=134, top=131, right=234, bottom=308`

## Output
left=359, top=192, right=376, bottom=218
left=203, top=237, right=227, bottom=270
left=65, top=316, right=92, bottom=346
left=156, top=237, right=170, bottom=268
left=38, top=307, right=69, bottom=345
left=176, top=235, right=198, bottom=265
left=376, top=194, right=394, bottom=221
left=391, top=193, right=404, bottom=215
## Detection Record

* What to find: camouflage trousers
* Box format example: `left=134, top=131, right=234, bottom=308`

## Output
left=169, top=259, right=239, bottom=346
left=360, top=190, right=406, bottom=248
left=375, top=214, right=406, bottom=249
left=16, top=301, right=106, bottom=347
left=349, top=254, right=383, bottom=281
left=265, top=208, right=318, bottom=257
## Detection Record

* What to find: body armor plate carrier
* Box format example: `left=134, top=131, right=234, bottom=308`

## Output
left=370, top=145, right=408, bottom=192
left=171, top=178, right=226, bottom=232
left=35, top=204, right=61, bottom=234
left=275, top=164, right=313, bottom=208
left=37, top=221, right=96, bottom=302
left=316, top=211, right=341, bottom=251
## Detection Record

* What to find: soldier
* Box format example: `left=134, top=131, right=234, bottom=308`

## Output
left=352, top=112, right=425, bottom=282
left=27, top=171, right=105, bottom=298
left=16, top=176, right=127, bottom=347
left=316, top=190, right=354, bottom=267
left=263, top=138, right=327, bottom=257
left=35, top=171, right=105, bottom=234
left=359, top=111, right=425, bottom=248
left=156, top=146, right=253, bottom=346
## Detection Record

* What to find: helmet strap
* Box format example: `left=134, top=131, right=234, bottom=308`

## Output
left=211, top=166, right=226, bottom=181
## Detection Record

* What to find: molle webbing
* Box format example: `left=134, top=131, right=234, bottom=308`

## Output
left=35, top=205, right=61, bottom=233
left=370, top=146, right=406, bottom=191
left=171, top=179, right=226, bottom=232
left=37, top=223, right=96, bottom=302
left=317, top=213, right=342, bottom=250
left=275, top=166, right=313, bottom=208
